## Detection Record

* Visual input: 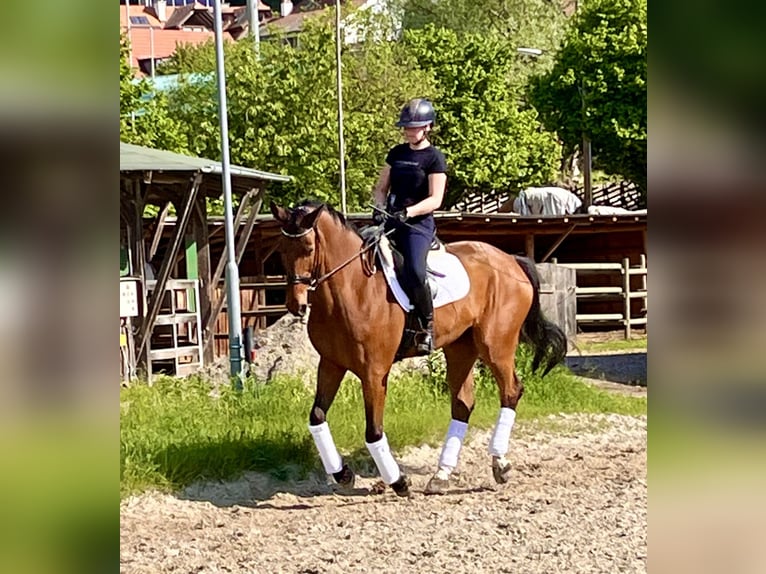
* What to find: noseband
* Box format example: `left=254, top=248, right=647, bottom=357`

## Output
left=281, top=226, right=320, bottom=289
left=280, top=221, right=386, bottom=291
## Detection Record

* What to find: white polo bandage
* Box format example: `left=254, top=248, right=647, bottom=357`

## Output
left=438, top=419, right=469, bottom=472
left=488, top=407, right=516, bottom=457
left=365, top=434, right=401, bottom=485
left=308, top=422, right=343, bottom=474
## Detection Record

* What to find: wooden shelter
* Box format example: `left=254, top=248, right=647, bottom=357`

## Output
left=152, top=208, right=647, bottom=357
left=119, top=142, right=290, bottom=380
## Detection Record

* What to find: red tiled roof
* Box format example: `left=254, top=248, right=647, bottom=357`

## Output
left=123, top=27, right=219, bottom=70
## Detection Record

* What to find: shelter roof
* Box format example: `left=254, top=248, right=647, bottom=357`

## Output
left=120, top=142, right=290, bottom=183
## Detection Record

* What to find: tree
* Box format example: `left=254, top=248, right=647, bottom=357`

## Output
left=530, top=0, right=647, bottom=196
left=404, top=26, right=561, bottom=206
left=400, top=0, right=568, bottom=83
left=162, top=13, right=436, bottom=212
left=120, top=35, right=189, bottom=154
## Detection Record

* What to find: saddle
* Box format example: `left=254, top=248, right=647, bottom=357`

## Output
left=360, top=226, right=471, bottom=360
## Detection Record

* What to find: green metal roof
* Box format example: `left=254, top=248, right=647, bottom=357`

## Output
left=119, top=142, right=291, bottom=183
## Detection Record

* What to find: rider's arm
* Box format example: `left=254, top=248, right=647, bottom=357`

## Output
left=372, top=164, right=391, bottom=209
left=405, top=172, right=446, bottom=218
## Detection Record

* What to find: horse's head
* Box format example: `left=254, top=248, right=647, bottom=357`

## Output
left=271, top=201, right=325, bottom=318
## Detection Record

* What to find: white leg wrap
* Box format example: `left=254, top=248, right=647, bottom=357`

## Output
left=365, top=433, right=401, bottom=485
left=438, top=419, right=469, bottom=472
left=308, top=422, right=343, bottom=475
left=488, top=407, right=516, bottom=457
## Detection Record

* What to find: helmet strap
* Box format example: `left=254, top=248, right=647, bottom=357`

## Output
left=413, top=125, right=430, bottom=146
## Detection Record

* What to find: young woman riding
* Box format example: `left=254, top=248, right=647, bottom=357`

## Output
left=371, top=98, right=448, bottom=355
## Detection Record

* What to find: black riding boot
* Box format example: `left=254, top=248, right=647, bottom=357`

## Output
left=410, top=282, right=434, bottom=355
left=415, top=315, right=434, bottom=355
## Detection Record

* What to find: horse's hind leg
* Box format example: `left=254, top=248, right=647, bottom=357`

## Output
left=480, top=340, right=524, bottom=485
left=361, top=371, right=410, bottom=497
left=425, top=331, right=479, bottom=495
left=308, top=358, right=354, bottom=488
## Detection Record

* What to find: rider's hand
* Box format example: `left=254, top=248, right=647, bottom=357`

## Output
left=372, top=208, right=386, bottom=225
left=392, top=209, right=409, bottom=224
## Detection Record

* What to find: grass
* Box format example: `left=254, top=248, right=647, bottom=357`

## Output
left=574, top=336, right=647, bottom=354
left=120, top=348, right=646, bottom=498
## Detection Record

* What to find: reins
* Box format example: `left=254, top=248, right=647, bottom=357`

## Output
left=281, top=224, right=393, bottom=291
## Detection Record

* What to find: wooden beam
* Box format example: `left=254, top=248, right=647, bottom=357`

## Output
left=203, top=189, right=263, bottom=353
left=525, top=234, right=535, bottom=260
left=540, top=224, right=578, bottom=263
left=147, top=201, right=172, bottom=263
left=136, top=172, right=203, bottom=360
left=193, top=190, right=213, bottom=363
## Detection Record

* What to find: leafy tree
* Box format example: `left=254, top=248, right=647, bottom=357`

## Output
left=404, top=26, right=561, bottom=206
left=530, top=0, right=647, bottom=195
left=120, top=35, right=189, bottom=154
left=400, top=0, right=568, bottom=82
left=162, top=13, right=436, bottom=212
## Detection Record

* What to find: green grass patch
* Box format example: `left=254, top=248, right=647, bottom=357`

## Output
left=121, top=348, right=645, bottom=498
left=575, top=336, right=647, bottom=354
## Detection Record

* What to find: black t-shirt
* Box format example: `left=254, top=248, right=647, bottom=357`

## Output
left=385, top=144, right=447, bottom=214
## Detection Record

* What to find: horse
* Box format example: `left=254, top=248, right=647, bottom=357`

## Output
left=270, top=200, right=567, bottom=496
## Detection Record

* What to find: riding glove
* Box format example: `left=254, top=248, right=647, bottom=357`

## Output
left=392, top=209, right=409, bottom=224
left=372, top=209, right=386, bottom=225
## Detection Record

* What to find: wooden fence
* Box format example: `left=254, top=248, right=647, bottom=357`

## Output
left=452, top=181, right=644, bottom=214
left=555, top=255, right=647, bottom=338
left=209, top=255, right=647, bottom=359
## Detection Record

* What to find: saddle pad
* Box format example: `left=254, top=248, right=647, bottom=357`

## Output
left=378, top=236, right=470, bottom=311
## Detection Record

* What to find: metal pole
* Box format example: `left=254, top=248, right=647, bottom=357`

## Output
left=213, top=0, right=243, bottom=379
left=579, top=80, right=592, bottom=209
left=247, top=0, right=260, bottom=55
left=335, top=0, right=347, bottom=215
left=124, top=1, right=132, bottom=69
left=583, top=137, right=592, bottom=208
left=150, top=26, right=155, bottom=78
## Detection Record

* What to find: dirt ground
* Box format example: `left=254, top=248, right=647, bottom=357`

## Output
left=121, top=325, right=646, bottom=573
left=120, top=412, right=646, bottom=574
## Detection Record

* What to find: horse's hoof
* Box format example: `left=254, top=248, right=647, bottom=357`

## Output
left=424, top=474, right=449, bottom=495
left=492, top=457, right=512, bottom=484
left=332, top=464, right=355, bottom=490
left=390, top=474, right=412, bottom=497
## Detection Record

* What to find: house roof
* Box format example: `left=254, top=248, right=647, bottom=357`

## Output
left=123, top=27, right=218, bottom=69
left=260, top=0, right=367, bottom=36
left=164, top=2, right=214, bottom=29
left=120, top=142, right=291, bottom=183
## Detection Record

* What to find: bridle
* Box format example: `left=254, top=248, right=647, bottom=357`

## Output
left=280, top=223, right=385, bottom=291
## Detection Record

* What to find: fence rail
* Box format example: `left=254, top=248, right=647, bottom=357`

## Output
left=452, top=181, right=643, bottom=214
left=556, top=255, right=647, bottom=338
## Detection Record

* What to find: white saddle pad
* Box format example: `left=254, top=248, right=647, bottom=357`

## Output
left=377, top=236, right=470, bottom=311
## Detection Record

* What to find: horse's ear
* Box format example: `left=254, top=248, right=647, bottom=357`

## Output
left=270, top=201, right=290, bottom=224
left=299, top=204, right=325, bottom=230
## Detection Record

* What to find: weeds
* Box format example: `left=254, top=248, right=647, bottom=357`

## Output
left=121, top=345, right=645, bottom=497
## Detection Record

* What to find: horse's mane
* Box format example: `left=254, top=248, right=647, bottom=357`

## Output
left=295, top=199, right=361, bottom=238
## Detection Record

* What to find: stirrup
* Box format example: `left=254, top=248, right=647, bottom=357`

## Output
left=415, top=331, right=433, bottom=354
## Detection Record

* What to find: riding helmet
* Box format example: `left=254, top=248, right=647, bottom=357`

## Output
left=396, top=98, right=435, bottom=128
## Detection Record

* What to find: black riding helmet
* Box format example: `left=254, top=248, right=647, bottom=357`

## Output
left=396, top=98, right=435, bottom=128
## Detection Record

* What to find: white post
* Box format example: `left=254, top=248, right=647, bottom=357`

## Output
left=623, top=257, right=631, bottom=339
left=213, top=0, right=243, bottom=378
left=335, top=0, right=347, bottom=215
left=247, top=0, right=261, bottom=56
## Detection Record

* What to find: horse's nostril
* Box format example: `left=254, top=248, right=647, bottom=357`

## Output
left=298, top=304, right=307, bottom=317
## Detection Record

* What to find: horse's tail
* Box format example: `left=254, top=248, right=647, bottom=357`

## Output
left=514, top=256, right=568, bottom=377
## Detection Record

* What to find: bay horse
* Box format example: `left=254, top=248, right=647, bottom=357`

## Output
left=271, top=200, right=566, bottom=496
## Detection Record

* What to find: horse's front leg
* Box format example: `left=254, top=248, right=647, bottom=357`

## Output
left=362, top=371, right=410, bottom=497
left=308, top=358, right=355, bottom=488
left=425, top=334, right=478, bottom=494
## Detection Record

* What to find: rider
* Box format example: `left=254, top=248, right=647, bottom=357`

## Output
left=372, top=98, right=448, bottom=355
